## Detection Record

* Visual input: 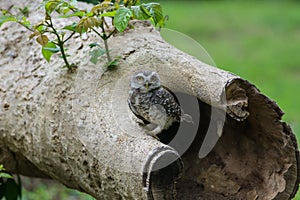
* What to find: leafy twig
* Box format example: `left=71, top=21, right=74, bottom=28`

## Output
left=0, top=0, right=166, bottom=72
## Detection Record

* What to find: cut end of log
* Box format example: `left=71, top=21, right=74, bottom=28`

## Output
left=163, top=78, right=300, bottom=200
left=143, top=146, right=183, bottom=199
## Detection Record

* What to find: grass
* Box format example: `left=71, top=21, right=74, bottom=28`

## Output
left=22, top=0, right=300, bottom=199
left=21, top=177, right=95, bottom=200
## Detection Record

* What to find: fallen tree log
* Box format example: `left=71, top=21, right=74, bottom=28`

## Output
left=0, top=0, right=299, bottom=199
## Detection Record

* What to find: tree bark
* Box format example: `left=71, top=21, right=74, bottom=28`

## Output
left=0, top=0, right=299, bottom=199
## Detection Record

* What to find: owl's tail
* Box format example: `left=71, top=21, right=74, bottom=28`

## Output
left=181, top=111, right=194, bottom=124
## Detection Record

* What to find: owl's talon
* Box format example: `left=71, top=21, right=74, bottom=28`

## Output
left=145, top=131, right=160, bottom=140
left=146, top=124, right=162, bottom=138
left=146, top=131, right=160, bottom=140
left=137, top=121, right=145, bottom=126
left=181, top=113, right=194, bottom=124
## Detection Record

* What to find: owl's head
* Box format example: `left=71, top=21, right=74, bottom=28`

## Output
left=130, top=70, right=161, bottom=93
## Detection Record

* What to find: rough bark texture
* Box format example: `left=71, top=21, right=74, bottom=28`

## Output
left=0, top=0, right=299, bottom=199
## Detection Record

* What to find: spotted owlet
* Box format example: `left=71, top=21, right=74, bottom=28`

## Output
left=128, top=70, right=193, bottom=138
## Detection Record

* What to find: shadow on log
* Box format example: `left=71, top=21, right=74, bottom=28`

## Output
left=0, top=0, right=299, bottom=199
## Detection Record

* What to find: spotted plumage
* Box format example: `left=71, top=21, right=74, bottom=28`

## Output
left=128, top=70, right=192, bottom=137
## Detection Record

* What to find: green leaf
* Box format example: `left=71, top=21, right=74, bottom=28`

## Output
left=4, top=179, right=20, bottom=200
left=0, top=173, right=13, bottom=179
left=43, top=47, right=60, bottom=53
left=89, top=47, right=106, bottom=64
left=21, top=16, right=31, bottom=27
left=106, top=56, right=120, bottom=71
left=76, top=17, right=100, bottom=33
left=1, top=9, right=8, bottom=15
left=34, top=22, right=46, bottom=32
left=124, top=0, right=140, bottom=7
left=59, top=11, right=85, bottom=18
left=86, top=12, right=94, bottom=17
left=45, top=0, right=60, bottom=14
left=56, top=1, right=69, bottom=14
left=19, top=6, right=30, bottom=17
left=113, top=7, right=132, bottom=32
left=0, top=15, right=17, bottom=27
left=62, top=22, right=77, bottom=32
left=91, top=4, right=104, bottom=14
left=61, top=7, right=71, bottom=15
left=69, top=0, right=78, bottom=8
left=89, top=42, right=100, bottom=48
left=0, top=182, right=5, bottom=199
left=36, top=34, right=49, bottom=46
left=130, top=5, right=151, bottom=20
left=42, top=42, right=59, bottom=62
left=142, top=3, right=164, bottom=26
left=100, top=11, right=116, bottom=17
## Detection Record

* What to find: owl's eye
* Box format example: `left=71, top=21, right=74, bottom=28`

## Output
left=136, top=76, right=144, bottom=82
left=150, top=76, right=157, bottom=82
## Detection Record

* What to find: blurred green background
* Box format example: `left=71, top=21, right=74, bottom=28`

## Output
left=21, top=0, right=300, bottom=199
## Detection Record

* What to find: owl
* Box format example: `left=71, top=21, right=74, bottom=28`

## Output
left=128, top=70, right=192, bottom=138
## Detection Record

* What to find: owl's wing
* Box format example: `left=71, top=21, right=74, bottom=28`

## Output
left=161, top=86, right=180, bottom=105
left=161, top=86, right=193, bottom=124
left=154, top=86, right=181, bottom=119
left=128, top=90, right=150, bottom=124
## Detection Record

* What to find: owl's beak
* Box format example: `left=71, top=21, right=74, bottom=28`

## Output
left=145, top=82, right=149, bottom=89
